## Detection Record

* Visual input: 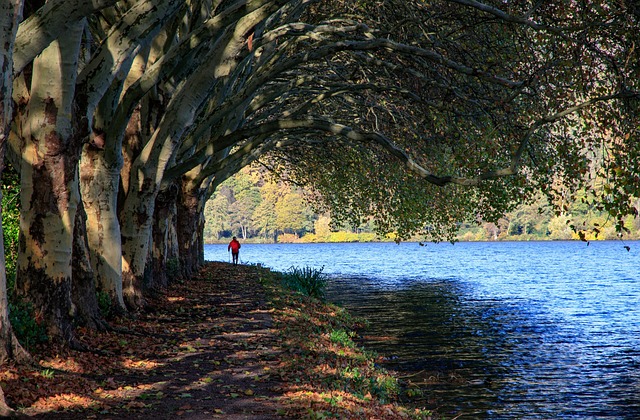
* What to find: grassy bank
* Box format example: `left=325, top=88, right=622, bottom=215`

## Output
left=260, top=265, right=433, bottom=418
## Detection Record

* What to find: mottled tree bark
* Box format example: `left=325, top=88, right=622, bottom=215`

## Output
left=15, top=22, right=84, bottom=344
left=149, top=185, right=179, bottom=290
left=120, top=71, right=215, bottom=309
left=119, top=106, right=149, bottom=310
left=0, top=385, right=16, bottom=417
left=13, top=0, right=120, bottom=75
left=119, top=3, right=274, bottom=307
left=80, top=45, right=151, bottom=315
left=75, top=0, right=184, bottom=311
left=80, top=145, right=126, bottom=313
left=72, top=201, right=106, bottom=331
left=177, top=176, right=206, bottom=279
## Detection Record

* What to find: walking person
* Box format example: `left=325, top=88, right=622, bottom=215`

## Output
left=228, top=236, right=241, bottom=265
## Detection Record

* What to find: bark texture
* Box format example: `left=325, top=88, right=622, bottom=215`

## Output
left=72, top=202, right=107, bottom=331
left=16, top=22, right=83, bottom=343
left=150, top=185, right=179, bottom=290
left=0, top=0, right=29, bottom=370
left=13, top=0, right=119, bottom=74
left=177, top=178, right=205, bottom=279
left=80, top=145, right=126, bottom=313
left=0, top=385, right=16, bottom=417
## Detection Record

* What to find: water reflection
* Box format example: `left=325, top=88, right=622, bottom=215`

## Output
left=326, top=276, right=640, bottom=419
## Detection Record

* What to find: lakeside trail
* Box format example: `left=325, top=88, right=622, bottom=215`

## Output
left=1, top=262, right=431, bottom=419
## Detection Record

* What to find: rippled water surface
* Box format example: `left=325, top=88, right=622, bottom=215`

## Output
left=205, top=241, right=640, bottom=418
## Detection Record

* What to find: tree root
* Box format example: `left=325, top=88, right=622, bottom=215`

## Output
left=0, top=386, right=17, bottom=417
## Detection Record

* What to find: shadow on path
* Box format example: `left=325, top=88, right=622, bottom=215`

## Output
left=14, top=262, right=286, bottom=419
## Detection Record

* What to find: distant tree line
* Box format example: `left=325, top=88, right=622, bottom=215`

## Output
left=205, top=168, right=640, bottom=243
left=458, top=192, right=640, bottom=242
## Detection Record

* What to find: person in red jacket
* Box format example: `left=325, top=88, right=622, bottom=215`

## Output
left=228, top=236, right=241, bottom=265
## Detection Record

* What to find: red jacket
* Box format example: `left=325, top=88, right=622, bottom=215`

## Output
left=228, top=239, right=241, bottom=253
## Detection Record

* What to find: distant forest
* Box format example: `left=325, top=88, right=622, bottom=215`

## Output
left=204, top=167, right=640, bottom=244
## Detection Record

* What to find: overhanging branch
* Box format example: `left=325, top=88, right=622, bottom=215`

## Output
left=166, top=89, right=638, bottom=189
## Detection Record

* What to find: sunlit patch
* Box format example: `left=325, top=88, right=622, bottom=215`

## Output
left=30, top=393, right=99, bottom=412
left=283, top=390, right=378, bottom=416
left=167, top=296, right=186, bottom=302
left=99, top=381, right=160, bottom=401
left=0, top=370, right=20, bottom=381
left=121, top=359, right=161, bottom=370
left=41, top=357, right=84, bottom=373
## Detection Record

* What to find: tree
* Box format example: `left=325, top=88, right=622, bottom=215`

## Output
left=253, top=182, right=279, bottom=241
left=274, top=187, right=313, bottom=237
left=79, top=0, right=186, bottom=310
left=227, top=171, right=261, bottom=239
left=0, top=0, right=637, bottom=372
left=14, top=17, right=87, bottom=345
left=0, top=0, right=28, bottom=414
left=260, top=0, right=639, bottom=243
left=204, top=193, right=231, bottom=242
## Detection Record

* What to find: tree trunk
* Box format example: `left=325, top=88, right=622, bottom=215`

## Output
left=74, top=0, right=183, bottom=312
left=79, top=145, right=126, bottom=313
left=150, top=185, right=179, bottom=289
left=72, top=200, right=107, bottom=331
left=15, top=21, right=83, bottom=344
left=119, top=1, right=281, bottom=307
left=0, top=10, right=30, bottom=420
left=177, top=179, right=205, bottom=279
left=119, top=101, right=154, bottom=311
left=120, top=67, right=218, bottom=308
left=0, top=385, right=16, bottom=418
left=120, top=189, right=155, bottom=310
left=13, top=0, right=120, bottom=75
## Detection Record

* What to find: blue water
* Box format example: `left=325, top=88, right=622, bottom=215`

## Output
left=205, top=241, right=640, bottom=419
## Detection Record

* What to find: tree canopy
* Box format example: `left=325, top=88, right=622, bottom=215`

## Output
left=0, top=0, right=638, bottom=397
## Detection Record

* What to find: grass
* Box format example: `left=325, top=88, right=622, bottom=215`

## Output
left=329, top=329, right=356, bottom=348
left=260, top=265, right=433, bottom=419
left=279, top=265, right=328, bottom=300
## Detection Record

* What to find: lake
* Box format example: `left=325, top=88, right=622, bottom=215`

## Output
left=204, top=241, right=640, bottom=419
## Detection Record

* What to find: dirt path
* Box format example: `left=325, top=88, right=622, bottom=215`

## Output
left=8, top=263, right=288, bottom=419
left=4, top=262, right=431, bottom=419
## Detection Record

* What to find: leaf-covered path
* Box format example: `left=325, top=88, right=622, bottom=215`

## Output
left=4, top=263, right=286, bottom=419
left=3, top=262, right=430, bottom=419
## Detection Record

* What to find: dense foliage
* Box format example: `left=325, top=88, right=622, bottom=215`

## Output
left=2, top=166, right=47, bottom=350
left=1, top=165, right=19, bottom=291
